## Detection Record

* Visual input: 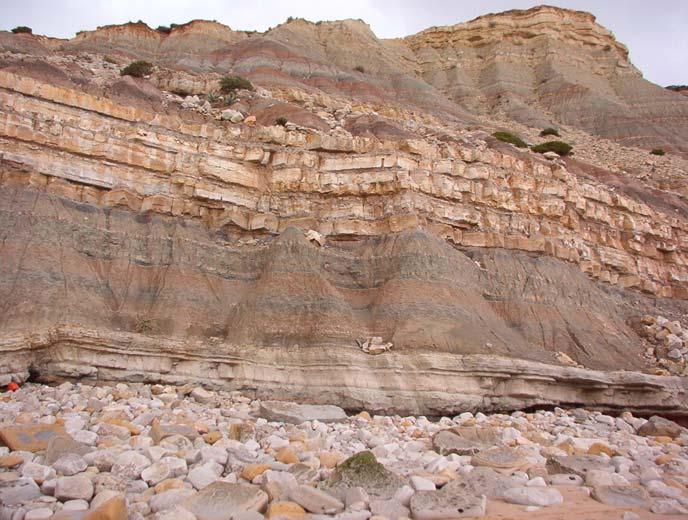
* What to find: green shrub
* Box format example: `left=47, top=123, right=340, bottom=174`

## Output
left=540, top=127, right=560, bottom=137
left=219, top=75, right=253, bottom=93
left=276, top=116, right=288, bottom=126
left=354, top=65, right=365, bottom=73
left=120, top=60, right=153, bottom=78
left=207, top=92, right=219, bottom=103
left=531, top=141, right=573, bottom=156
left=650, top=148, right=666, bottom=156
left=11, top=26, right=32, bottom=34
left=156, top=25, right=171, bottom=34
left=492, top=131, right=527, bottom=148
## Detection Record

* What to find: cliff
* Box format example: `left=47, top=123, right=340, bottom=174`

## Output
left=0, top=6, right=687, bottom=415
left=3, top=6, right=687, bottom=153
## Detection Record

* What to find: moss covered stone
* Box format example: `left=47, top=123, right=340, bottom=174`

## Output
left=321, top=451, right=404, bottom=499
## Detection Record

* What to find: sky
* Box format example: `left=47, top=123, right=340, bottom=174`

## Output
left=1, top=0, right=686, bottom=86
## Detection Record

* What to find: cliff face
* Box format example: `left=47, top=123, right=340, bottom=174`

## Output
left=3, top=6, right=686, bottom=153
left=0, top=6, right=687, bottom=414
left=402, top=6, right=688, bottom=153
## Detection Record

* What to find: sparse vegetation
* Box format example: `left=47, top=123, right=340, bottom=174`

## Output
left=156, top=26, right=171, bottom=34
left=531, top=141, right=573, bottom=156
left=219, top=75, right=254, bottom=94
left=666, top=85, right=687, bottom=92
left=207, top=92, right=219, bottom=103
left=276, top=116, right=288, bottom=126
left=103, top=56, right=118, bottom=65
left=540, top=127, right=560, bottom=137
left=11, top=26, right=32, bottom=34
left=651, top=148, right=666, bottom=156
left=354, top=65, right=365, bottom=73
left=135, top=315, right=153, bottom=333
left=120, top=60, right=153, bottom=78
left=492, top=131, right=527, bottom=148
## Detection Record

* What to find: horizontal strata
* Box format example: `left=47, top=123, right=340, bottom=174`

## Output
left=406, top=5, right=628, bottom=58
left=1, top=327, right=687, bottom=417
left=0, top=72, right=686, bottom=297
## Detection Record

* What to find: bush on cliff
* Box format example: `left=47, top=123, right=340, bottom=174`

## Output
left=120, top=60, right=153, bottom=78
left=540, top=127, right=560, bottom=137
left=11, top=26, right=32, bottom=34
left=651, top=148, right=666, bottom=156
left=220, top=75, right=254, bottom=94
left=492, top=131, right=527, bottom=148
left=531, top=140, right=573, bottom=156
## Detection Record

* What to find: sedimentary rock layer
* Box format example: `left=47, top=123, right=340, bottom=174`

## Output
left=0, top=72, right=687, bottom=414
left=2, top=6, right=687, bottom=153
left=2, top=328, right=688, bottom=417
left=1, top=72, right=686, bottom=298
left=1, top=16, right=688, bottom=415
left=404, top=6, right=688, bottom=154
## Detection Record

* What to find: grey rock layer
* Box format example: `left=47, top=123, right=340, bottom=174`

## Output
left=260, top=401, right=347, bottom=424
left=2, top=327, right=688, bottom=417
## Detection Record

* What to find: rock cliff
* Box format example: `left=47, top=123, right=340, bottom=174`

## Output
left=0, top=6, right=687, bottom=415
left=3, top=6, right=687, bottom=153
left=403, top=6, right=688, bottom=154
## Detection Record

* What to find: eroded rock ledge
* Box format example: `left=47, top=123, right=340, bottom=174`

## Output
left=1, top=62, right=688, bottom=419
left=0, top=71, right=686, bottom=298
left=1, top=327, right=687, bottom=417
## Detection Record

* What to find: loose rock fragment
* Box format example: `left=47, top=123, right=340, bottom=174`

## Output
left=260, top=401, right=347, bottom=424
left=502, top=486, right=564, bottom=507
left=183, top=482, right=268, bottom=520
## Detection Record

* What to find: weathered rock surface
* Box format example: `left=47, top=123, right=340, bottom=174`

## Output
left=4, top=7, right=687, bottom=154
left=321, top=452, right=404, bottom=500
left=546, top=456, right=612, bottom=478
left=637, top=416, right=686, bottom=438
left=260, top=402, right=347, bottom=424
left=289, top=485, right=344, bottom=514
left=410, top=490, right=486, bottom=519
left=503, top=486, right=564, bottom=507
left=182, top=482, right=269, bottom=520
left=0, top=424, right=67, bottom=452
left=591, top=485, right=651, bottom=509
left=432, top=430, right=483, bottom=456
left=0, top=5, right=687, bottom=420
left=441, top=468, right=514, bottom=499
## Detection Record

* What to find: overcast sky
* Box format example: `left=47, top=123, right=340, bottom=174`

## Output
left=1, top=0, right=685, bottom=86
